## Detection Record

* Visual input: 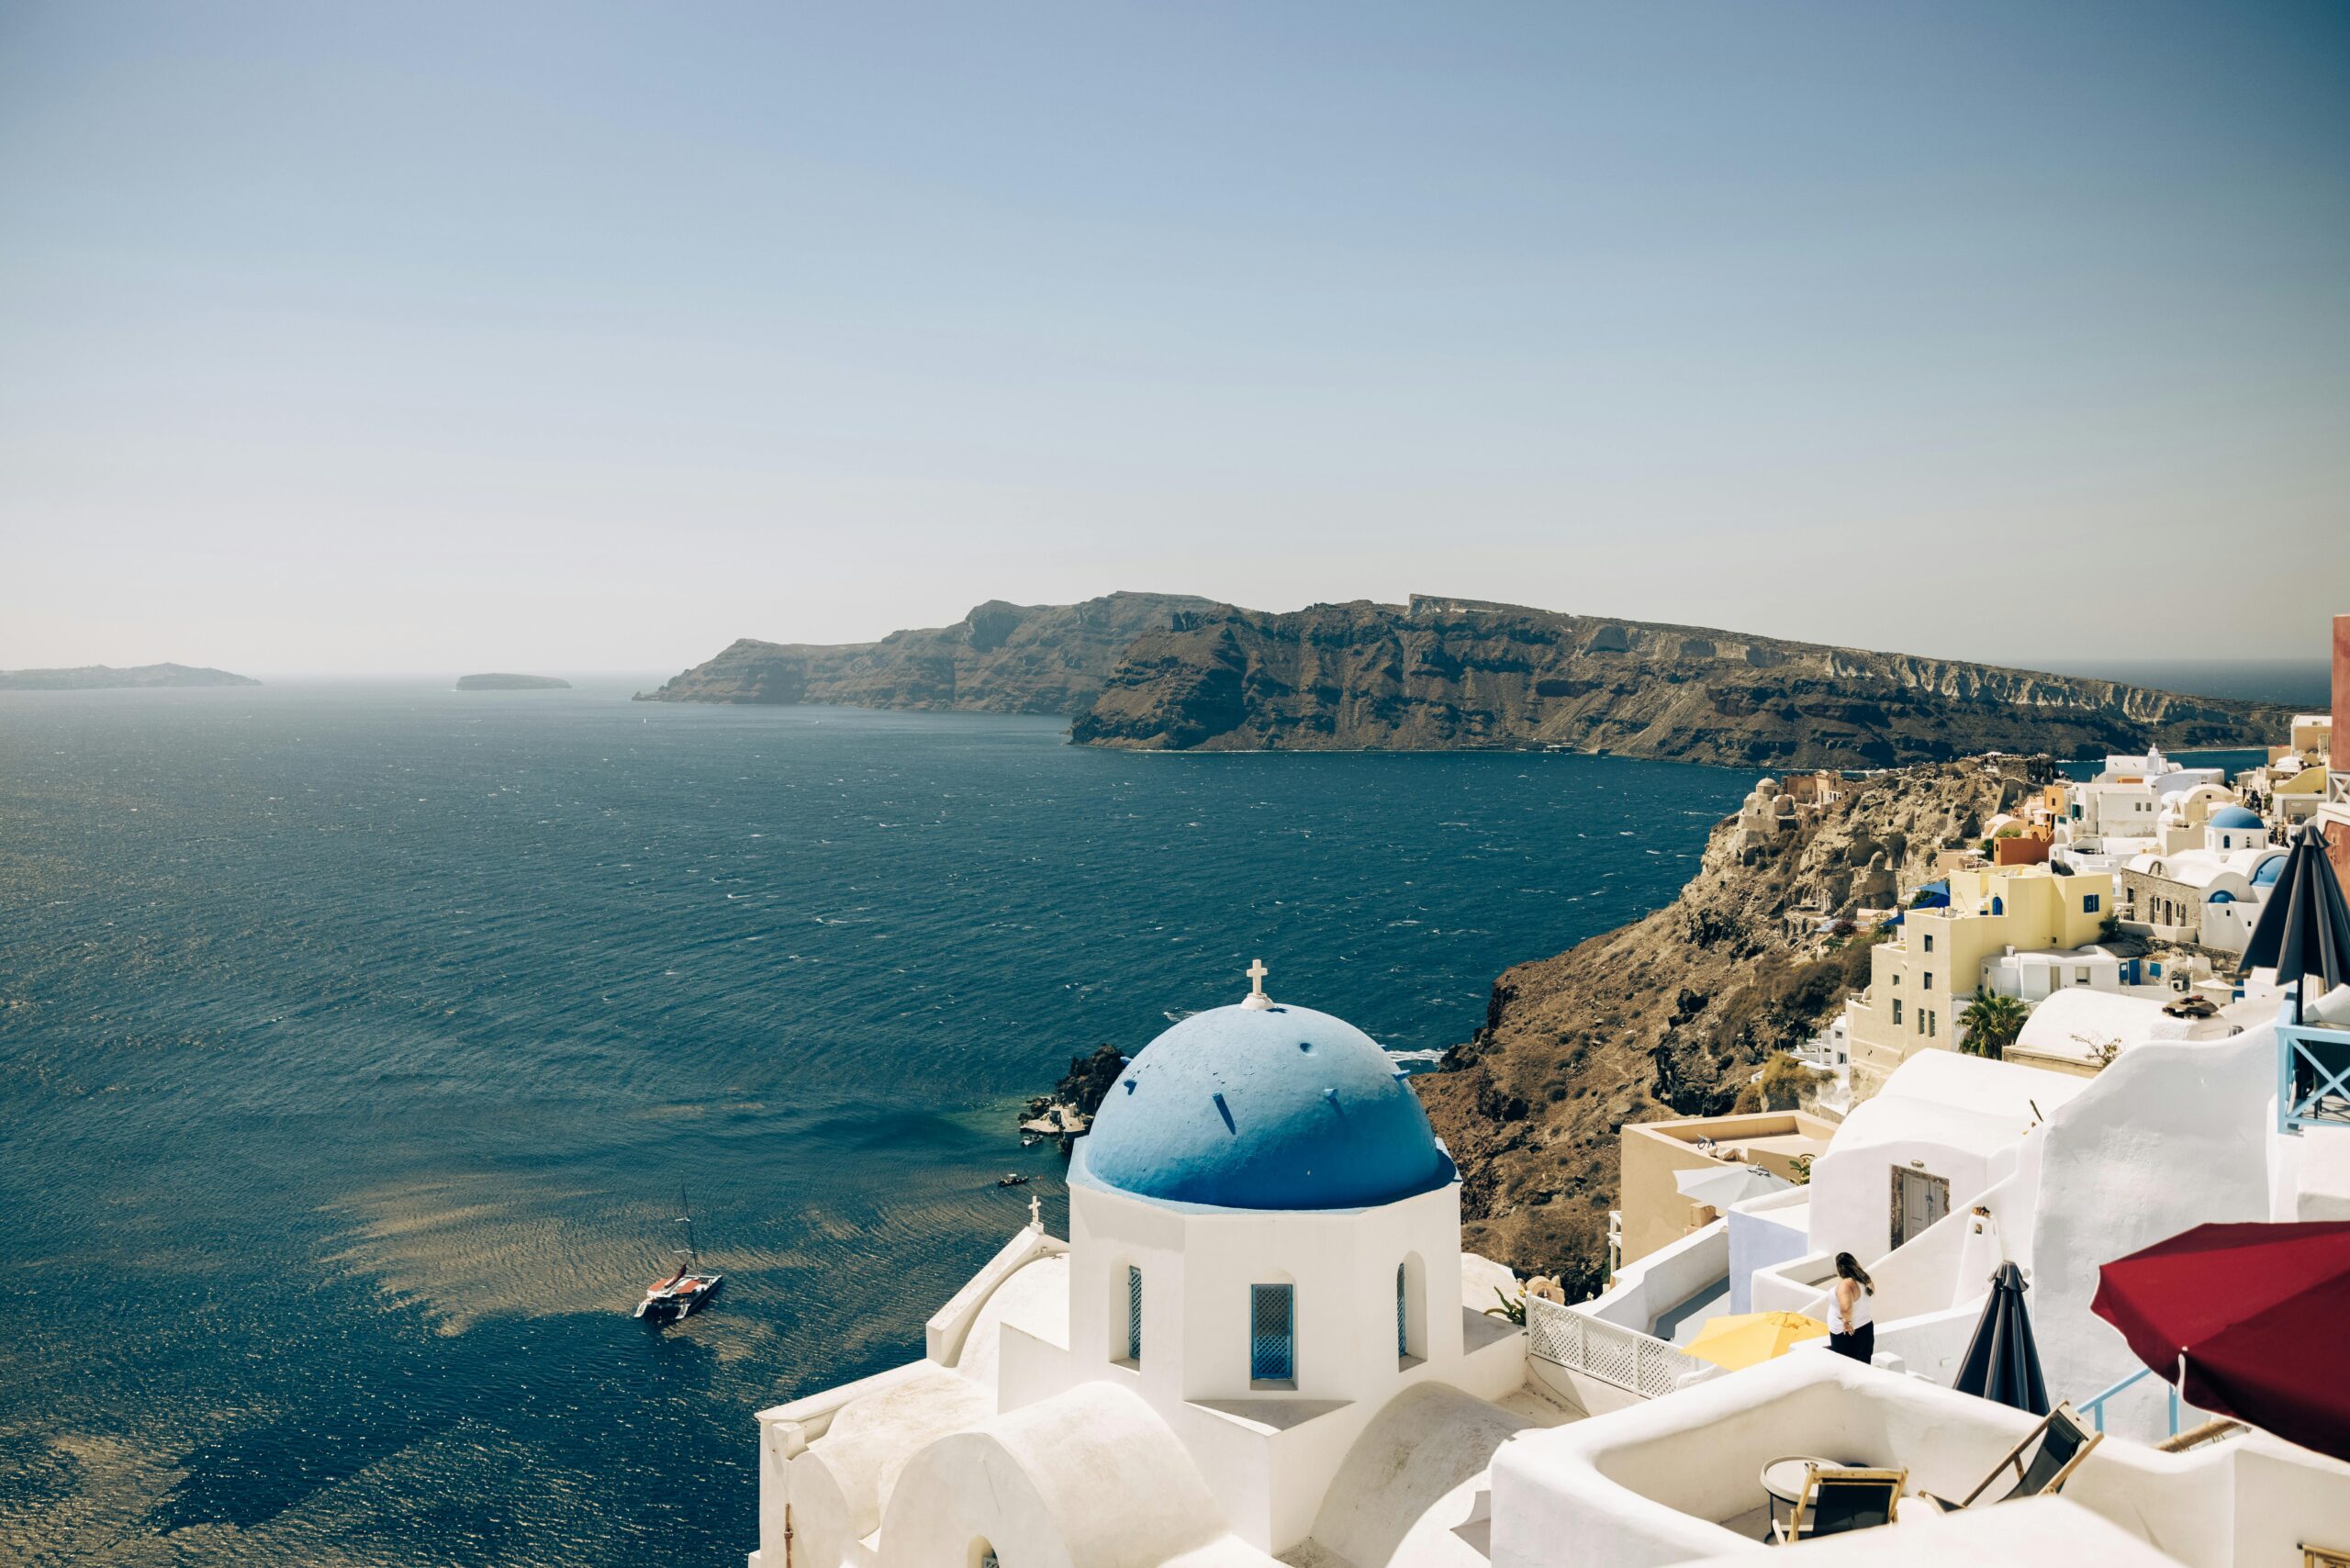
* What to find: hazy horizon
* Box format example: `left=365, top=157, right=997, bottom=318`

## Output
left=2, top=623, right=2334, bottom=713
left=6, top=2, right=2347, bottom=674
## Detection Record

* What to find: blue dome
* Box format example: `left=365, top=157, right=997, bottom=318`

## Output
left=2208, top=805, right=2262, bottom=829
left=1076, top=1002, right=1456, bottom=1211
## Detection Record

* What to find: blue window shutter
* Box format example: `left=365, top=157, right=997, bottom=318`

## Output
left=1126, top=1265, right=1143, bottom=1361
left=1250, top=1284, right=1294, bottom=1382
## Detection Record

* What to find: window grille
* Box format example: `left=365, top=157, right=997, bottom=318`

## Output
left=1126, top=1265, right=1143, bottom=1362
left=1250, top=1283, right=1294, bottom=1383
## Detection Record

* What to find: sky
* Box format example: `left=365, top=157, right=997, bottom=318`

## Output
left=2, top=2, right=2346, bottom=678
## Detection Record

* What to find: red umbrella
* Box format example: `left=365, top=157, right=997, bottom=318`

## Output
left=2091, top=1221, right=2350, bottom=1462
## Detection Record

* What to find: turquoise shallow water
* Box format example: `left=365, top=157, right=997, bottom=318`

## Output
left=0, top=682, right=1744, bottom=1566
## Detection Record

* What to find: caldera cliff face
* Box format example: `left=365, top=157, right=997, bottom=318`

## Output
left=1069, top=596, right=2287, bottom=767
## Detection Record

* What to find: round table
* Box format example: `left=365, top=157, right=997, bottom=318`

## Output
left=1759, top=1455, right=1852, bottom=1540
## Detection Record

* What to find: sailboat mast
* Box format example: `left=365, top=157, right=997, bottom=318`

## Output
left=679, top=1182, right=699, bottom=1268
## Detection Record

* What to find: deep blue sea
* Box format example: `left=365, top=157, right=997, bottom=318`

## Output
left=0, top=682, right=1746, bottom=1567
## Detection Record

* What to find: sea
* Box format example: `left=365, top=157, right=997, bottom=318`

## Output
left=0, top=681, right=1751, bottom=1567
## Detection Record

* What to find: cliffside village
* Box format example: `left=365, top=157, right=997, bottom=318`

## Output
left=748, top=617, right=2350, bottom=1568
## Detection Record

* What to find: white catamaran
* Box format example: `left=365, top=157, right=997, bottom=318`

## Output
left=633, top=1186, right=723, bottom=1323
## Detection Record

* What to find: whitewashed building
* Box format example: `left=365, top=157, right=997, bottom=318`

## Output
left=746, top=969, right=2350, bottom=1568
left=751, top=972, right=1560, bottom=1568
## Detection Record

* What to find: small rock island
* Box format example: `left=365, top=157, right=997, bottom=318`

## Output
left=455, top=674, right=571, bottom=691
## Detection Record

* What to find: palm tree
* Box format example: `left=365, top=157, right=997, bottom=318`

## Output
left=1958, top=992, right=2029, bottom=1060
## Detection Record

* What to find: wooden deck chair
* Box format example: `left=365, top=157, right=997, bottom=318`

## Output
left=1774, top=1467, right=1906, bottom=1543
left=1919, top=1401, right=2103, bottom=1512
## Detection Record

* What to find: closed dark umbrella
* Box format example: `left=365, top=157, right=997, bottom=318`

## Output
left=1954, top=1261, right=2049, bottom=1415
left=2237, top=823, right=2350, bottom=1025
left=2091, top=1221, right=2350, bottom=1462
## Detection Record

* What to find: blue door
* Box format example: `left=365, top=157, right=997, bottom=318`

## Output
left=1250, top=1283, right=1294, bottom=1382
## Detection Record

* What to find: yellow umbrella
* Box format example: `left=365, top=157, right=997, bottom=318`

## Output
left=1683, top=1310, right=1830, bottom=1371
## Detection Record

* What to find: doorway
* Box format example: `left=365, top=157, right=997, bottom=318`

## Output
left=1890, top=1166, right=1949, bottom=1249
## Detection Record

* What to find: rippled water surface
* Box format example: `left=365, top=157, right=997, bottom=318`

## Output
left=0, top=682, right=1745, bottom=1566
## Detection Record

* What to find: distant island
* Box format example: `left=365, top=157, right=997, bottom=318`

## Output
left=0, top=662, right=260, bottom=691
left=637, top=592, right=2291, bottom=769
left=456, top=673, right=571, bottom=690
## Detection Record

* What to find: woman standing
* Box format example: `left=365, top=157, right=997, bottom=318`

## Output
left=1827, top=1252, right=1875, bottom=1363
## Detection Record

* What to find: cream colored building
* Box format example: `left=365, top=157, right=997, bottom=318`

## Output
left=1843, top=864, right=2114, bottom=1100
left=2288, top=711, right=2332, bottom=758
left=1614, top=1110, right=1834, bottom=1267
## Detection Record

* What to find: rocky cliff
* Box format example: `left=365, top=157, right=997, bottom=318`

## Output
left=637, top=592, right=1225, bottom=714
left=1412, top=758, right=2042, bottom=1295
left=1070, top=596, right=2288, bottom=767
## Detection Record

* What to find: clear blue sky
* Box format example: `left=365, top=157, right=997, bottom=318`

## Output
left=3, top=1, right=2345, bottom=675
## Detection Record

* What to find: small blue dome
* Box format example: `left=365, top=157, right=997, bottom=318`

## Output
left=1076, top=1002, right=1455, bottom=1211
left=2209, top=805, right=2262, bottom=829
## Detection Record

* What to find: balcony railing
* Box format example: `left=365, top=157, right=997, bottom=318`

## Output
left=2280, top=1018, right=2350, bottom=1135
left=2082, top=1363, right=2182, bottom=1438
left=1527, top=1295, right=1722, bottom=1400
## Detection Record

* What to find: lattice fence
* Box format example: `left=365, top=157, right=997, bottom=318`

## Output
left=1526, top=1295, right=1719, bottom=1399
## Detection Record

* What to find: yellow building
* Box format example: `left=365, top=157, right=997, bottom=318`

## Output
left=2274, top=760, right=2328, bottom=824
left=1844, top=864, right=2115, bottom=1101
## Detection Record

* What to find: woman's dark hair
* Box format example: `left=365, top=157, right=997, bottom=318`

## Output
left=1834, top=1251, right=1875, bottom=1295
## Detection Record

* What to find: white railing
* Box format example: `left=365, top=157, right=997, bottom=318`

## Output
left=1526, top=1296, right=1722, bottom=1400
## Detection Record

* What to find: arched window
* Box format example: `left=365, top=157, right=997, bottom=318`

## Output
left=1396, top=1263, right=1406, bottom=1357
left=1126, top=1264, right=1144, bottom=1362
left=1110, top=1261, right=1142, bottom=1366
left=1396, top=1252, right=1428, bottom=1364
left=1250, top=1282, right=1295, bottom=1384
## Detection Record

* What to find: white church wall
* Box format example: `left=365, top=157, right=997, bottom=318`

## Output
left=926, top=1223, right=1068, bottom=1365
left=878, top=1383, right=1253, bottom=1568
left=1054, top=1170, right=1480, bottom=1557
left=756, top=1359, right=943, bottom=1568
left=997, top=1321, right=1077, bottom=1414
left=1307, top=1383, right=1530, bottom=1568
left=783, top=1365, right=990, bottom=1568
left=1076, top=1182, right=1460, bottom=1406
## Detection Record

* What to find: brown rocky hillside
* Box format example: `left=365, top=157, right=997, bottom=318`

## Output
left=1413, top=757, right=2042, bottom=1296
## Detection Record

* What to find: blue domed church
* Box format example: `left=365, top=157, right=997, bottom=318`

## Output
left=750, top=967, right=1550, bottom=1568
